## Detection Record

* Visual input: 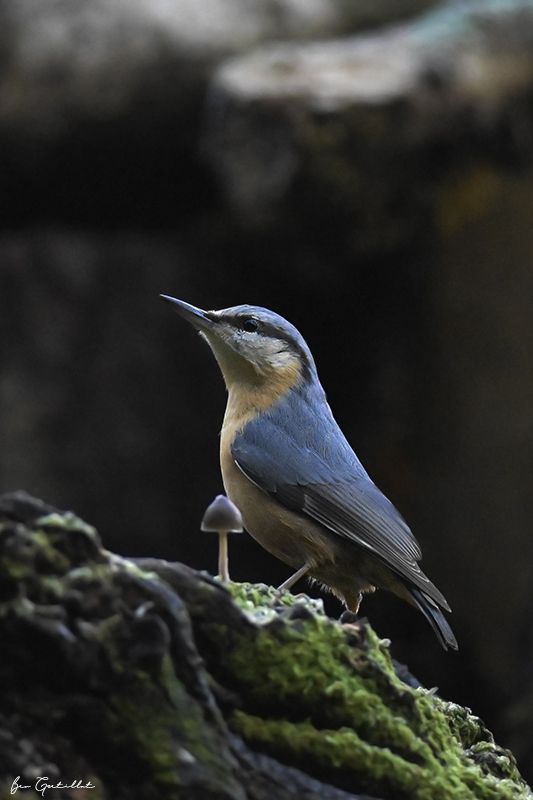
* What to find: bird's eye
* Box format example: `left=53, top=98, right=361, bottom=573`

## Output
left=241, top=318, right=258, bottom=333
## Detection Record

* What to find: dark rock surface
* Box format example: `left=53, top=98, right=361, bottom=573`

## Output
left=0, top=491, right=529, bottom=800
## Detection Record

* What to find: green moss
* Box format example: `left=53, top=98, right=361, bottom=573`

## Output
left=211, top=586, right=531, bottom=799
left=36, top=511, right=99, bottom=538
left=227, top=580, right=326, bottom=618
left=109, top=689, right=181, bottom=787
left=0, top=556, right=35, bottom=581
left=231, top=712, right=527, bottom=800
left=106, top=653, right=239, bottom=798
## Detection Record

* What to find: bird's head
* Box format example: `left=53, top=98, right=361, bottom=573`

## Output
left=161, top=296, right=316, bottom=397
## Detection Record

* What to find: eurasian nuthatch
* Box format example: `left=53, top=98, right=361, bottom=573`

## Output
left=162, top=296, right=457, bottom=650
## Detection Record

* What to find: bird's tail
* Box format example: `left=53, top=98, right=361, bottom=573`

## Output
left=409, top=587, right=458, bottom=651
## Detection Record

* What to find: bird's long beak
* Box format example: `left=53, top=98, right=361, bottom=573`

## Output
left=160, top=295, right=216, bottom=333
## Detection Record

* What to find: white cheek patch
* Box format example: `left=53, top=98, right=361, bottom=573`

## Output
left=267, top=348, right=297, bottom=370
left=242, top=338, right=295, bottom=371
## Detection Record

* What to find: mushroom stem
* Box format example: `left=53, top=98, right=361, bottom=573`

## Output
left=218, top=531, right=229, bottom=582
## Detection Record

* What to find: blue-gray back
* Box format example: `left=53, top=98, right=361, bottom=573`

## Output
left=231, top=379, right=450, bottom=607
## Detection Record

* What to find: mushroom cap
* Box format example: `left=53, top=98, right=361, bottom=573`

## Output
left=201, top=494, right=243, bottom=533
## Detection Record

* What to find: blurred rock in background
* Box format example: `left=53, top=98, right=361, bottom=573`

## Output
left=1, top=0, right=532, bottom=783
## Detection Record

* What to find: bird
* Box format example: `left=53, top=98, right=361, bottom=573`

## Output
left=161, top=295, right=458, bottom=650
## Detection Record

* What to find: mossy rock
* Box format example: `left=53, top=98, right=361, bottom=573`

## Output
left=0, top=491, right=530, bottom=800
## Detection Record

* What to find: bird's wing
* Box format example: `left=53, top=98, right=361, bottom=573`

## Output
left=231, top=388, right=448, bottom=609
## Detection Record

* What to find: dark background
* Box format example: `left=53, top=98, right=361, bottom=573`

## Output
left=1, top=0, right=532, bottom=785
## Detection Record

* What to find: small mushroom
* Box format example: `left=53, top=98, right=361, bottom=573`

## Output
left=201, top=495, right=243, bottom=582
